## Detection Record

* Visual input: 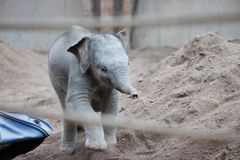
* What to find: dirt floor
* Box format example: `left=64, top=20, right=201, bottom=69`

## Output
left=1, top=33, right=240, bottom=160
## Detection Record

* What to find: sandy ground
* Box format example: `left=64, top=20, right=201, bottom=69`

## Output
left=1, top=33, right=240, bottom=160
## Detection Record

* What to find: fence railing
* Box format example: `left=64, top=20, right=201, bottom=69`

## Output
left=1, top=103, right=240, bottom=142
left=0, top=10, right=239, bottom=30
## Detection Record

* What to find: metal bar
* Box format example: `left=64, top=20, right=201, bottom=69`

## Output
left=0, top=11, right=240, bottom=30
left=1, top=104, right=240, bottom=142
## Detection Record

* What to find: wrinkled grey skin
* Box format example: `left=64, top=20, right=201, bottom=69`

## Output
left=48, top=25, right=138, bottom=151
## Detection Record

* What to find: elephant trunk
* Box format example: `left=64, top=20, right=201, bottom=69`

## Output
left=111, top=71, right=138, bottom=98
left=119, top=83, right=138, bottom=98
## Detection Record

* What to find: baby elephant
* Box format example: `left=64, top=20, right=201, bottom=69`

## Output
left=48, top=26, right=138, bottom=151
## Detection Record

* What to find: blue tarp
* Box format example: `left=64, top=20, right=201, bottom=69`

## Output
left=0, top=111, right=54, bottom=159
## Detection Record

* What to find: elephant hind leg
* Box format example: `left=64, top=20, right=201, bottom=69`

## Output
left=52, top=85, right=77, bottom=151
left=60, top=120, right=77, bottom=151
left=101, top=90, right=119, bottom=145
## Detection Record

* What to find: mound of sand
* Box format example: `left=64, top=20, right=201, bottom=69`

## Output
left=2, top=33, right=240, bottom=159
left=0, top=40, right=57, bottom=110
left=126, top=33, right=240, bottom=124
left=122, top=33, right=240, bottom=159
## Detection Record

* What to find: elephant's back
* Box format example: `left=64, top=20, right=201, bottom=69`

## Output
left=49, top=26, right=92, bottom=67
left=48, top=39, right=69, bottom=90
left=48, top=26, right=92, bottom=89
left=51, top=25, right=92, bottom=52
left=48, top=36, right=69, bottom=81
left=48, top=26, right=92, bottom=90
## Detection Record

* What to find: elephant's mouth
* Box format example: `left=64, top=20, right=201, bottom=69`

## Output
left=100, top=78, right=114, bottom=88
left=100, top=78, right=123, bottom=93
left=115, top=87, right=124, bottom=93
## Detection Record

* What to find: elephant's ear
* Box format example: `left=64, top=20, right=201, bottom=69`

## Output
left=116, top=30, right=128, bottom=52
left=67, top=37, right=91, bottom=73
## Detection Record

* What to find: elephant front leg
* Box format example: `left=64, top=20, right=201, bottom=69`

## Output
left=101, top=90, right=119, bottom=145
left=67, top=104, right=107, bottom=150
left=66, top=96, right=107, bottom=151
left=68, top=101, right=107, bottom=150
left=84, top=112, right=107, bottom=150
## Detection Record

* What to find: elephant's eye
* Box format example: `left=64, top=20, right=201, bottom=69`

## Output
left=99, top=66, right=108, bottom=73
left=128, top=62, right=130, bottom=65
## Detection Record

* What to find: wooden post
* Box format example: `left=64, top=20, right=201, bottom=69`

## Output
left=101, top=0, right=114, bottom=32
left=91, top=0, right=101, bottom=31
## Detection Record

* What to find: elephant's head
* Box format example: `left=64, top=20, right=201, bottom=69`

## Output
left=67, top=30, right=138, bottom=98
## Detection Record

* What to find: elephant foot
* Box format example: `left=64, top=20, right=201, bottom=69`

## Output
left=105, top=135, right=117, bottom=145
left=59, top=143, right=75, bottom=152
left=85, top=137, right=107, bottom=151
left=84, top=121, right=107, bottom=151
